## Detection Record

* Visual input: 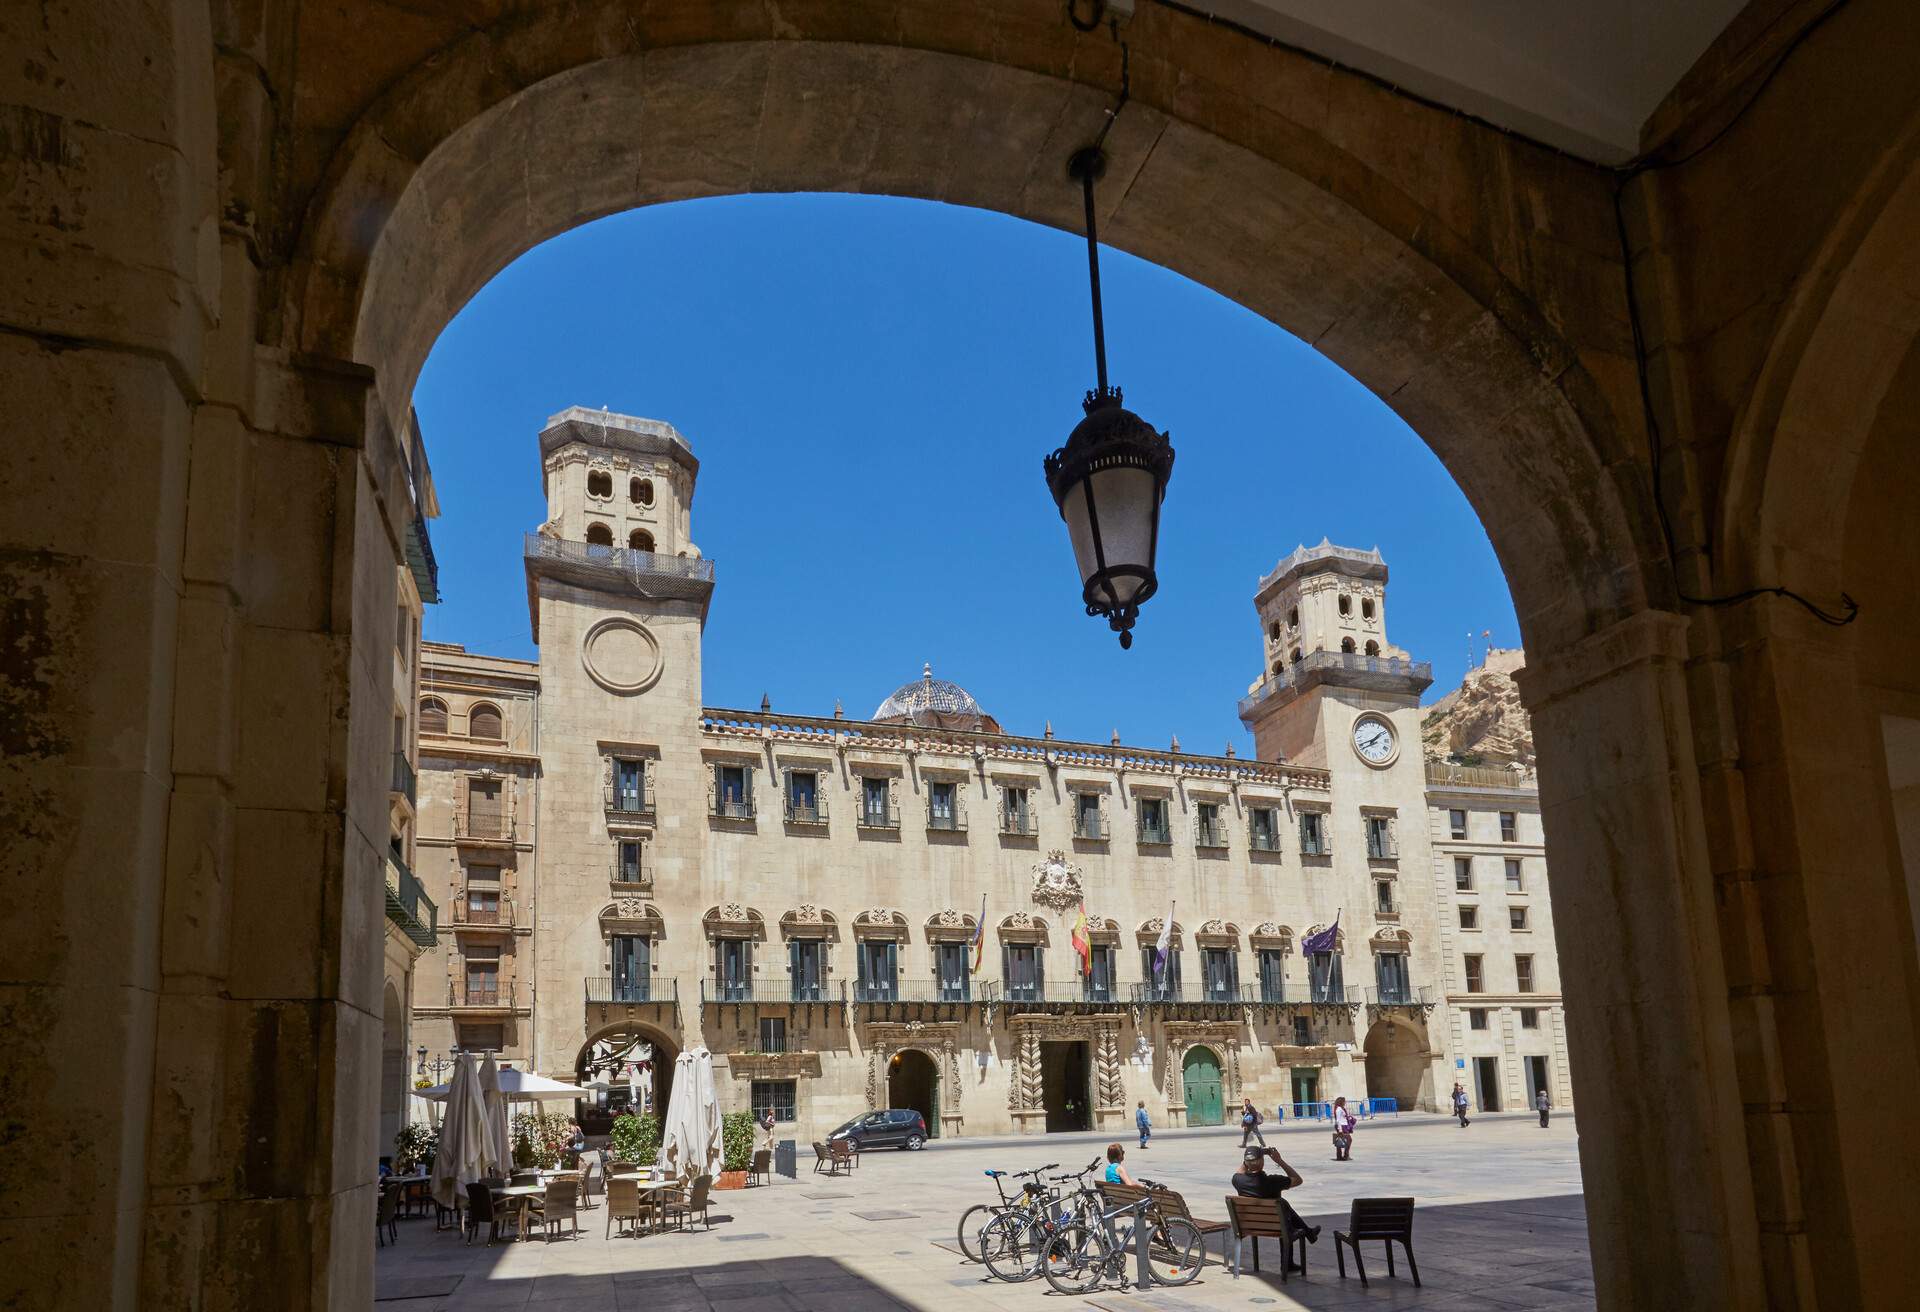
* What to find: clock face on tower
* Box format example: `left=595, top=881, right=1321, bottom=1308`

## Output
left=1352, top=714, right=1398, bottom=767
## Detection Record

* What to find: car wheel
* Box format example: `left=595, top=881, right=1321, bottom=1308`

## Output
left=906, top=1133, right=925, bottom=1150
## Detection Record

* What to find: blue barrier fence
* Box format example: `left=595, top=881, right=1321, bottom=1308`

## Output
left=1275, top=1097, right=1399, bottom=1121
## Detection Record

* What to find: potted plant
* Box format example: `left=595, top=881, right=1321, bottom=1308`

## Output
left=714, top=1109, right=755, bottom=1189
left=393, top=1123, right=438, bottom=1176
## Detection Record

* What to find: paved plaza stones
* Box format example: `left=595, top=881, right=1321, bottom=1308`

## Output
left=374, top=1114, right=1589, bottom=1309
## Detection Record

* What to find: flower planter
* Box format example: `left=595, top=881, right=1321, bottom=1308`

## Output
left=715, top=1170, right=749, bottom=1190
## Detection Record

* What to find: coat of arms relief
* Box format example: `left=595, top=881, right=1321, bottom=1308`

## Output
left=1030, top=850, right=1085, bottom=910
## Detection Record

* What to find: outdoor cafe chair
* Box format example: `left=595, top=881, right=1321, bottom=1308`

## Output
left=375, top=1186, right=399, bottom=1247
left=748, top=1148, right=771, bottom=1187
left=464, top=1182, right=516, bottom=1246
left=658, top=1174, right=713, bottom=1232
left=537, top=1178, right=580, bottom=1240
left=605, top=1177, right=643, bottom=1239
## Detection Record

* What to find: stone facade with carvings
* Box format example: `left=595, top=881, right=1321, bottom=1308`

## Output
left=411, top=407, right=1570, bottom=1138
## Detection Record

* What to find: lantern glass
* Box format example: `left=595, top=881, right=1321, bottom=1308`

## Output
left=1087, top=464, right=1159, bottom=603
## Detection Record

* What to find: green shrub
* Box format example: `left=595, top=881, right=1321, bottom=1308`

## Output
left=608, top=1111, right=659, bottom=1165
left=511, top=1109, right=572, bottom=1169
left=393, top=1123, right=438, bottom=1175
left=720, top=1109, right=755, bottom=1172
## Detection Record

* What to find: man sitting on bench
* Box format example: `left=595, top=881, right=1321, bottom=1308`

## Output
left=1231, top=1146, right=1321, bottom=1269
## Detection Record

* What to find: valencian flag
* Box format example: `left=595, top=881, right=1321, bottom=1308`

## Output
left=1071, top=903, right=1092, bottom=977
left=1300, top=911, right=1341, bottom=956
left=970, top=893, right=987, bottom=973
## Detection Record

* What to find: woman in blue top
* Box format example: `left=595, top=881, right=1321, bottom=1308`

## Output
left=1104, top=1142, right=1140, bottom=1186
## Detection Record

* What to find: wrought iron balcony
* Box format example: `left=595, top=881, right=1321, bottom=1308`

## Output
left=603, top=786, right=654, bottom=821
left=1258, top=984, right=1288, bottom=1005
left=856, top=803, right=899, bottom=831
left=383, top=852, right=437, bottom=948
left=851, top=981, right=986, bottom=1006
left=451, top=897, right=514, bottom=929
left=699, top=980, right=844, bottom=1010
left=1194, top=822, right=1229, bottom=850
left=453, top=809, right=515, bottom=843
left=1136, top=819, right=1172, bottom=845
left=999, top=984, right=1125, bottom=1010
left=999, top=810, right=1038, bottom=836
left=1248, top=825, right=1282, bottom=853
left=585, top=977, right=679, bottom=1005
left=710, top=797, right=755, bottom=821
left=1308, top=984, right=1364, bottom=1006
left=1237, top=649, right=1433, bottom=721
left=927, top=808, right=966, bottom=833
left=609, top=862, right=653, bottom=890
left=523, top=533, right=715, bottom=604
left=390, top=751, right=416, bottom=806
left=1129, top=983, right=1249, bottom=1009
left=449, top=981, right=515, bottom=1009
left=783, top=796, right=829, bottom=826
left=1366, top=984, right=1434, bottom=1009
left=1074, top=814, right=1105, bottom=840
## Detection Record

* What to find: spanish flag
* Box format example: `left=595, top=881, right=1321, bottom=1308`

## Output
left=1071, top=903, right=1092, bottom=977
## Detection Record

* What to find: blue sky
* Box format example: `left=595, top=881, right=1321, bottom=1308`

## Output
left=413, top=194, right=1516, bottom=756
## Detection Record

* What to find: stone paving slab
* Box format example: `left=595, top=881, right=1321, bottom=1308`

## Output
left=375, top=1116, right=1591, bottom=1310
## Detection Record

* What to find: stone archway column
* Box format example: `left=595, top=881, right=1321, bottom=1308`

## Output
left=1513, top=611, right=1763, bottom=1310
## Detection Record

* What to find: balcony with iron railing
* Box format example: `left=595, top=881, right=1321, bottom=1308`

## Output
left=1136, top=818, right=1173, bottom=845
left=609, top=862, right=654, bottom=892
left=1073, top=813, right=1106, bottom=841
left=783, top=796, right=829, bottom=826
left=584, top=977, right=679, bottom=1006
left=856, top=802, right=899, bottom=831
left=448, top=980, right=515, bottom=1010
left=383, top=852, right=437, bottom=949
left=999, top=809, right=1038, bottom=837
left=451, top=897, right=515, bottom=930
left=1248, top=823, right=1282, bottom=853
left=1366, top=984, right=1434, bottom=1009
left=1307, top=984, right=1365, bottom=1006
left=926, top=802, right=967, bottom=833
left=999, top=984, right=1126, bottom=1009
left=1194, top=821, right=1229, bottom=850
left=603, top=786, right=654, bottom=822
left=850, top=980, right=991, bottom=1006
left=453, top=808, right=516, bottom=844
left=523, top=532, right=716, bottom=603
left=1130, top=983, right=1248, bottom=1008
left=390, top=751, right=416, bottom=807
left=710, top=796, right=756, bottom=821
left=699, top=980, right=845, bottom=1007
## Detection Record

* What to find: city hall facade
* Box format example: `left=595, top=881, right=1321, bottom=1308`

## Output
left=410, top=407, right=1567, bottom=1138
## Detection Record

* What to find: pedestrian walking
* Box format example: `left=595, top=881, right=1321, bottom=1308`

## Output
left=1536, top=1088, right=1551, bottom=1128
left=1452, top=1082, right=1471, bottom=1128
left=760, top=1109, right=777, bottom=1151
left=1330, top=1095, right=1356, bottom=1161
left=1239, top=1097, right=1266, bottom=1148
left=1135, top=1100, right=1151, bottom=1149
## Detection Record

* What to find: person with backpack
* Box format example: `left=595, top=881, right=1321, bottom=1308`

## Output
left=1135, top=1100, right=1151, bottom=1149
left=1452, top=1082, right=1472, bottom=1128
left=1239, top=1097, right=1266, bottom=1147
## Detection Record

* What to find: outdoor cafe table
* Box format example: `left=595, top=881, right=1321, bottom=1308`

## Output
left=380, top=1174, right=430, bottom=1219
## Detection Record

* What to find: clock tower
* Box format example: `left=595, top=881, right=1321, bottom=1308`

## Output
left=1237, top=540, right=1431, bottom=777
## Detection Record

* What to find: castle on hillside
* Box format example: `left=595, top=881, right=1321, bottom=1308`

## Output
left=409, top=407, right=1567, bottom=1136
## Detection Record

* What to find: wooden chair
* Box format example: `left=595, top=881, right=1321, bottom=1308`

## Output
left=748, top=1149, right=771, bottom=1187
left=604, top=1177, right=643, bottom=1239
left=464, top=1181, right=516, bottom=1246
left=659, top=1174, right=713, bottom=1231
left=1223, top=1195, right=1308, bottom=1282
left=811, top=1141, right=832, bottom=1174
left=375, top=1185, right=399, bottom=1247
left=1334, top=1197, right=1418, bottom=1287
left=828, top=1140, right=858, bottom=1175
left=578, top=1152, right=604, bottom=1208
left=535, top=1178, right=580, bottom=1241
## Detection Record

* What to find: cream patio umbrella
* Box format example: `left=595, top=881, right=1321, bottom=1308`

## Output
left=479, top=1051, right=514, bottom=1172
left=430, top=1052, right=492, bottom=1209
left=657, top=1047, right=723, bottom=1184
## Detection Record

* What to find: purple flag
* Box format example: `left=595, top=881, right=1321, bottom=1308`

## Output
left=1301, top=912, right=1341, bottom=956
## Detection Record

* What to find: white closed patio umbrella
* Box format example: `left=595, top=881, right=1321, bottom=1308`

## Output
left=657, top=1047, right=723, bottom=1184
left=479, top=1051, right=514, bottom=1171
left=693, top=1048, right=722, bottom=1178
left=430, top=1052, right=492, bottom=1209
left=654, top=1048, right=696, bottom=1183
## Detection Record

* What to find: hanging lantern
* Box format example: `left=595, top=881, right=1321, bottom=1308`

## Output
left=1044, top=147, right=1174, bottom=649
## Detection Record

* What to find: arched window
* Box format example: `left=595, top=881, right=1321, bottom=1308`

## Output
left=630, top=477, right=653, bottom=506
left=1272, top=661, right=1283, bottom=676
left=585, top=522, right=614, bottom=546
left=1364, top=640, right=1380, bottom=656
left=1267, top=621, right=1280, bottom=641
left=587, top=470, right=612, bottom=498
left=1341, top=637, right=1357, bottom=653
left=1338, top=594, right=1352, bottom=617
left=1290, top=647, right=1302, bottom=664
left=1362, top=598, right=1376, bottom=620
left=419, top=697, right=448, bottom=734
left=1287, top=606, right=1298, bottom=629
left=629, top=529, right=654, bottom=552
left=468, top=703, right=503, bottom=739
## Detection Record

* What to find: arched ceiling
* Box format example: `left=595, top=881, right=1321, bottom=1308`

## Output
left=1195, top=0, right=1747, bottom=161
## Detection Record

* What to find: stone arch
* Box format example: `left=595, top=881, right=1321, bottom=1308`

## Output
left=700, top=904, right=766, bottom=942
left=1194, top=919, right=1240, bottom=948
left=778, top=905, right=839, bottom=942
left=379, top=980, right=405, bottom=1164
left=1362, top=1016, right=1430, bottom=1110
left=577, top=1016, right=681, bottom=1129
left=996, top=912, right=1049, bottom=946
left=851, top=908, right=908, bottom=939
left=864, top=1022, right=966, bottom=1138
left=1250, top=923, right=1294, bottom=954
left=292, top=21, right=1661, bottom=658
left=924, top=908, right=978, bottom=943
left=1368, top=927, right=1413, bottom=952
left=1134, top=918, right=1184, bottom=948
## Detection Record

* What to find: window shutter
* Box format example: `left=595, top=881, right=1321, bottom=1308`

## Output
left=1171, top=949, right=1183, bottom=990
left=1228, top=952, right=1240, bottom=991
left=1331, top=953, right=1345, bottom=997
left=1001, top=942, right=1011, bottom=990
left=884, top=941, right=896, bottom=990
left=744, top=764, right=755, bottom=814
left=709, top=765, right=721, bottom=814
left=1035, top=944, right=1045, bottom=991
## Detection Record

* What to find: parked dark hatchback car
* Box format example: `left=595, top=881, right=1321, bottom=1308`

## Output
left=827, top=1108, right=928, bottom=1151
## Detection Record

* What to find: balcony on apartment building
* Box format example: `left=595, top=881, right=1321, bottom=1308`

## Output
left=450, top=896, right=516, bottom=931
left=383, top=852, right=437, bottom=949
left=1130, top=982, right=1248, bottom=1012
left=452, top=806, right=516, bottom=845
left=390, top=751, right=416, bottom=808
left=448, top=981, right=517, bottom=1012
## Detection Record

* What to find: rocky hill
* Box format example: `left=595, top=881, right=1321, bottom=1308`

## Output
left=1421, top=647, right=1535, bottom=770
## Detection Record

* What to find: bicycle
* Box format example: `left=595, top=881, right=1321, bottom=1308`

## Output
left=977, top=1162, right=1098, bottom=1283
left=1039, top=1172, right=1206, bottom=1294
left=956, top=1162, right=1058, bottom=1264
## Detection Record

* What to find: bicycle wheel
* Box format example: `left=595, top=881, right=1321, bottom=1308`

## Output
left=956, top=1203, right=995, bottom=1263
left=1041, top=1224, right=1108, bottom=1296
left=980, top=1213, right=1044, bottom=1283
left=1145, top=1216, right=1206, bottom=1286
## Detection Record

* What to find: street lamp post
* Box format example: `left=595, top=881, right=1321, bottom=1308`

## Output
left=1044, top=144, right=1176, bottom=650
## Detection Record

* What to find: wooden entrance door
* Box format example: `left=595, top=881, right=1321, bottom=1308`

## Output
left=1182, top=1046, right=1224, bottom=1126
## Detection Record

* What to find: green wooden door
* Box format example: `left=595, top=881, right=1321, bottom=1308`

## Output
left=1183, top=1047, right=1224, bottom=1127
